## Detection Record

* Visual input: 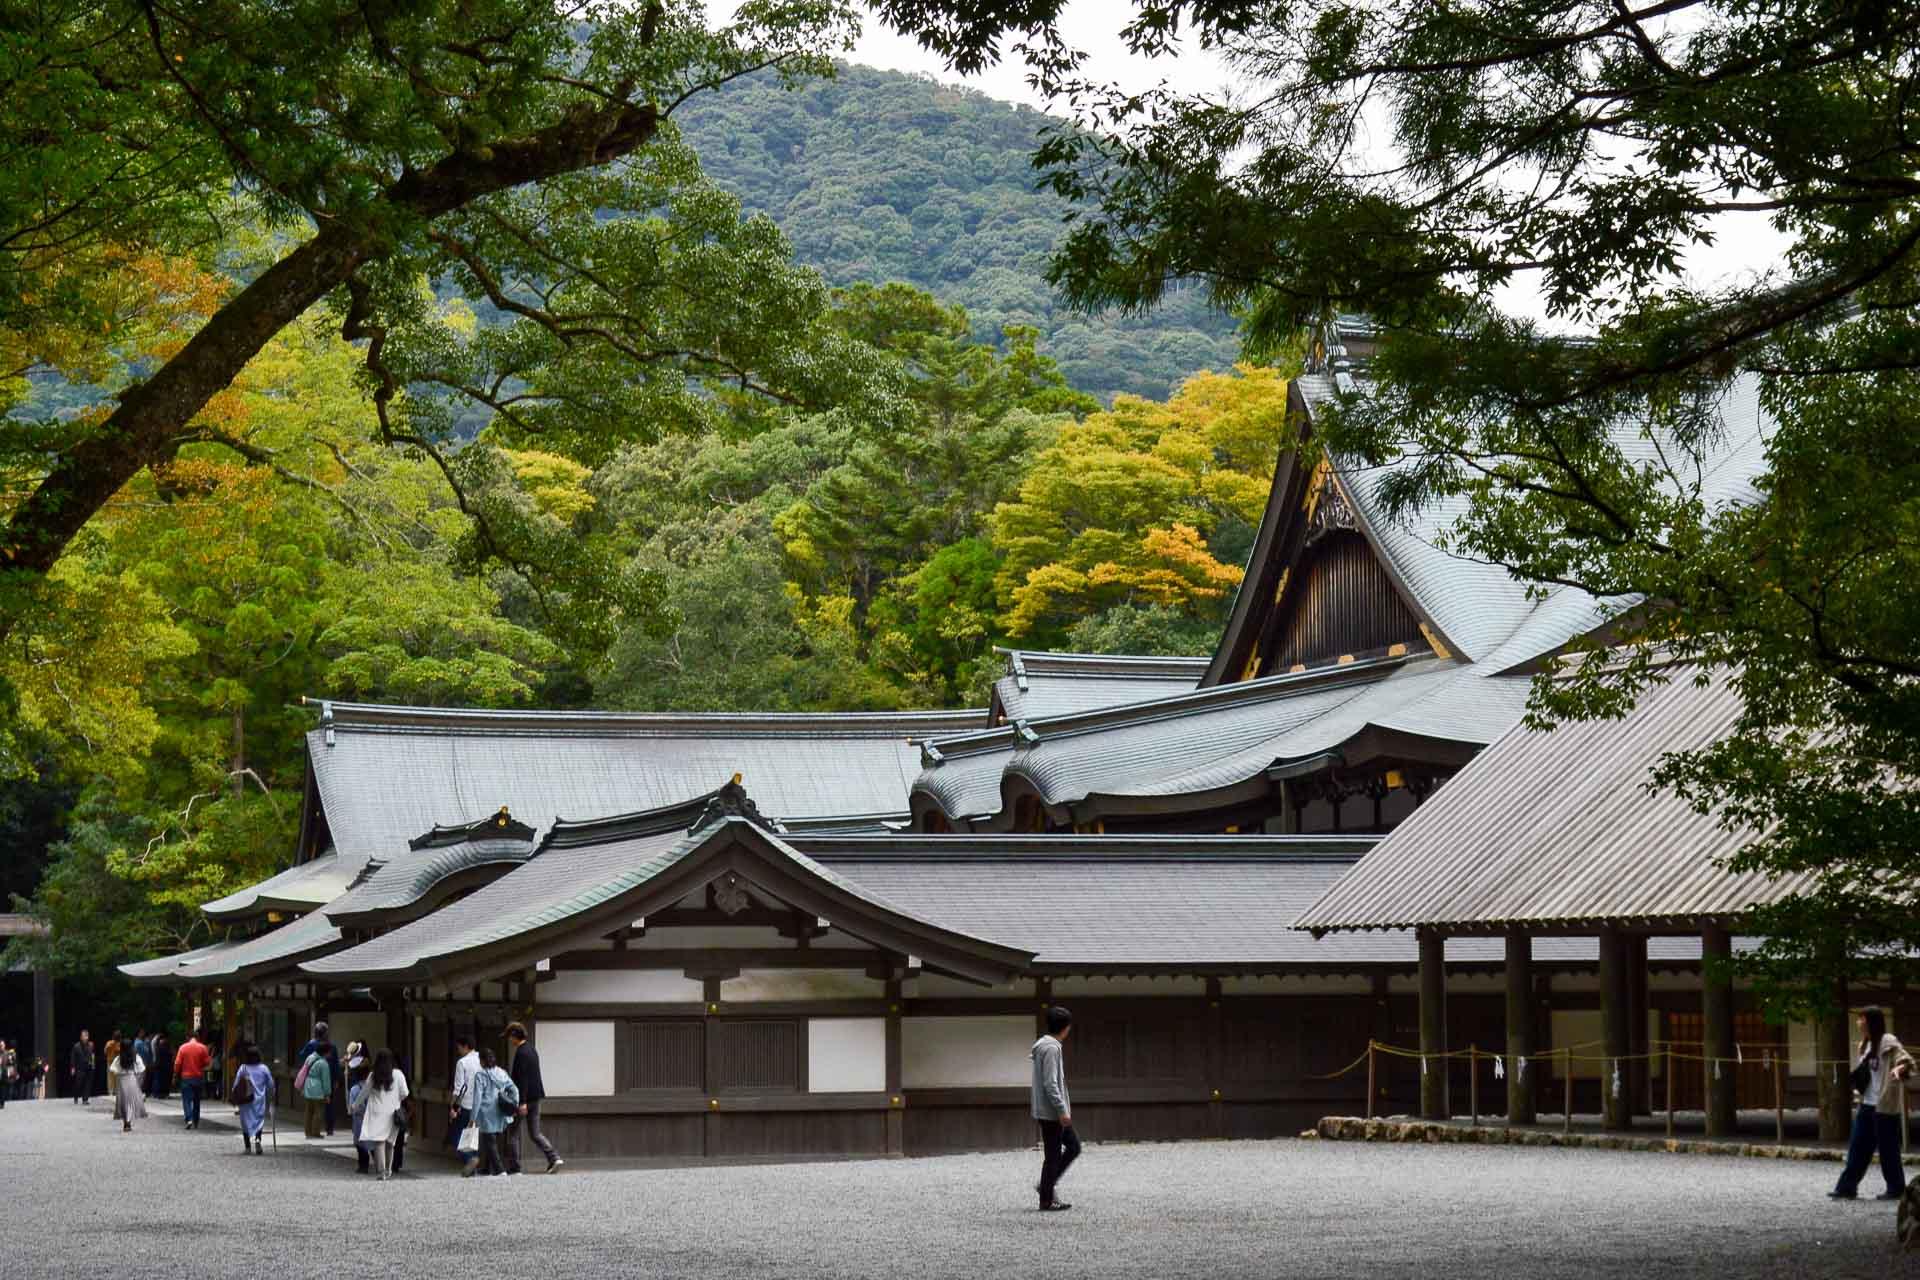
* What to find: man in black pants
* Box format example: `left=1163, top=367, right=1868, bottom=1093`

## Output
left=504, top=1023, right=565, bottom=1174
left=1031, top=1006, right=1079, bottom=1212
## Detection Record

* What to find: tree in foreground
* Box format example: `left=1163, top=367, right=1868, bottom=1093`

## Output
left=876, top=0, right=1920, bottom=1001
left=0, top=0, right=879, bottom=624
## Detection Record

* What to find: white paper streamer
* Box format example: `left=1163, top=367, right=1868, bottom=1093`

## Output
left=1715, top=1060, right=1723, bottom=1081
left=1611, top=1063, right=1622, bottom=1098
left=1518, top=1056, right=1528, bottom=1079
left=1494, top=1057, right=1506, bottom=1080
left=1736, top=1044, right=1744, bottom=1063
left=1421, top=1055, right=1429, bottom=1076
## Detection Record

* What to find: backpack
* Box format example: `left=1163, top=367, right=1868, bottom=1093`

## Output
left=231, top=1071, right=254, bottom=1106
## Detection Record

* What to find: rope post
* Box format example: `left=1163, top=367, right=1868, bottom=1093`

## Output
left=1470, top=1044, right=1479, bottom=1128
left=1773, top=1053, right=1784, bottom=1145
left=1366, top=1041, right=1376, bottom=1121
left=1665, top=1044, right=1675, bottom=1139
left=1563, top=1048, right=1573, bottom=1136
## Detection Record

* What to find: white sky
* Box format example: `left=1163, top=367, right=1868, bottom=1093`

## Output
left=726, top=2, right=1792, bottom=327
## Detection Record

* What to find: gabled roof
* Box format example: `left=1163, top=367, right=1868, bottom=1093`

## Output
left=989, top=649, right=1207, bottom=724
left=790, top=834, right=1724, bottom=971
left=1293, top=668, right=1811, bottom=934
left=302, top=781, right=1035, bottom=989
left=200, top=851, right=356, bottom=923
left=294, top=698, right=985, bottom=897
left=1205, top=338, right=1775, bottom=687
left=914, top=652, right=1521, bottom=829
left=143, top=908, right=344, bottom=987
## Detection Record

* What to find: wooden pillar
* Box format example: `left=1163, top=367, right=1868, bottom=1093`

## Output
left=1702, top=924, right=1736, bottom=1138
left=1627, top=936, right=1650, bottom=1116
left=33, top=966, right=55, bottom=1066
left=1599, top=929, right=1632, bottom=1131
left=883, top=977, right=904, bottom=1155
left=1505, top=932, right=1535, bottom=1126
left=1205, top=977, right=1225, bottom=1137
left=1817, top=977, right=1851, bottom=1143
left=1533, top=971, right=1553, bottom=1116
left=1418, top=928, right=1448, bottom=1120
left=1369, top=974, right=1393, bottom=1113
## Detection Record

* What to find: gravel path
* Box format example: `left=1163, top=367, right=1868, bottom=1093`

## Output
left=0, top=1098, right=1904, bottom=1279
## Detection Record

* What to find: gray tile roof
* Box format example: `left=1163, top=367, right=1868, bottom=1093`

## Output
left=303, top=791, right=1032, bottom=985
left=158, top=908, right=344, bottom=985
left=119, top=937, right=247, bottom=984
left=914, top=654, right=1527, bottom=826
left=200, top=851, right=356, bottom=921
left=794, top=835, right=1720, bottom=969
left=297, top=699, right=984, bottom=892
left=1294, top=667, right=1810, bottom=933
left=324, top=835, right=538, bottom=926
left=990, top=649, right=1207, bottom=722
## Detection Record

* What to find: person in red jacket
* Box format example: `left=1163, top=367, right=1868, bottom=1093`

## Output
left=172, top=1028, right=212, bottom=1130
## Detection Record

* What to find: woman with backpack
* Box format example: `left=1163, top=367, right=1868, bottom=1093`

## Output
left=298, top=1035, right=334, bottom=1139
left=1831, top=1008, right=1916, bottom=1201
left=231, top=1044, right=272, bottom=1154
left=468, top=1046, right=520, bottom=1178
left=352, top=1048, right=410, bottom=1182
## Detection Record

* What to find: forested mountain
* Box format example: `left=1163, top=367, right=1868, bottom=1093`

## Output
left=675, top=64, right=1241, bottom=402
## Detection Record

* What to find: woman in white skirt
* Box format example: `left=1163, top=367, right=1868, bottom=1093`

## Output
left=107, top=1040, right=147, bottom=1133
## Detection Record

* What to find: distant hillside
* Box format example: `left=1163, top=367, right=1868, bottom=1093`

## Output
left=676, top=63, right=1242, bottom=402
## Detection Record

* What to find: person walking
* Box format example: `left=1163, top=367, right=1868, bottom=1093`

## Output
left=134, top=1031, right=154, bottom=1098
left=0, top=1039, right=14, bottom=1108
left=70, top=1030, right=95, bottom=1106
left=103, top=1031, right=122, bottom=1118
left=293, top=1022, right=343, bottom=1136
left=1831, top=1008, right=1916, bottom=1201
left=505, top=1023, right=564, bottom=1174
left=1031, top=1005, right=1079, bottom=1213
left=469, top=1046, right=520, bottom=1178
left=151, top=1031, right=172, bottom=1098
left=446, top=1033, right=480, bottom=1171
left=298, top=1034, right=334, bottom=1139
left=352, top=1048, right=410, bottom=1182
left=345, top=1047, right=371, bottom=1174
left=173, top=1027, right=211, bottom=1130
left=107, top=1039, right=146, bottom=1132
left=231, top=1044, right=272, bottom=1155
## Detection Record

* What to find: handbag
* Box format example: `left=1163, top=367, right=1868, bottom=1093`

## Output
left=457, top=1120, right=480, bottom=1153
left=293, top=1055, right=312, bottom=1093
left=1852, top=1059, right=1872, bottom=1093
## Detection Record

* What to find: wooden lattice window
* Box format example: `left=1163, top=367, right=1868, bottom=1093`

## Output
left=711, top=1019, right=802, bottom=1092
left=620, top=1020, right=704, bottom=1091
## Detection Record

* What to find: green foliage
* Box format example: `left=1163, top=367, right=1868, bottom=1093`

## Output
left=1064, top=603, right=1216, bottom=657
left=672, top=64, right=1242, bottom=401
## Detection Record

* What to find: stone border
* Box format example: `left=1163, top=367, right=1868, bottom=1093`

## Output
left=1305, top=1115, right=1919, bottom=1164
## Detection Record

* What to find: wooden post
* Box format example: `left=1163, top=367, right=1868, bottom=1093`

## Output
left=1773, top=1051, right=1784, bottom=1144
left=1418, top=928, right=1448, bottom=1120
left=1816, top=978, right=1851, bottom=1143
left=1702, top=924, right=1737, bottom=1138
left=1665, top=1043, right=1675, bottom=1138
left=1627, top=936, right=1650, bottom=1115
left=1562, top=1048, right=1572, bottom=1135
left=1366, top=1042, right=1377, bottom=1121
left=1470, top=1044, right=1479, bottom=1127
left=1599, top=928, right=1632, bottom=1132
left=1505, top=931, right=1535, bottom=1126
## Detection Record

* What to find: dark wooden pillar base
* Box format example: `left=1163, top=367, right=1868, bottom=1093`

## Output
left=1505, top=932, right=1535, bottom=1125
left=1702, top=924, right=1736, bottom=1138
left=1419, top=929, right=1448, bottom=1120
left=1600, top=929, right=1631, bottom=1131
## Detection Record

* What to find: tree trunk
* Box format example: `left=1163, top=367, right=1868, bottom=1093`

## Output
left=230, top=707, right=245, bottom=799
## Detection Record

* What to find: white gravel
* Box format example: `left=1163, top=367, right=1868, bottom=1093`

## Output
left=0, top=1098, right=1903, bottom=1279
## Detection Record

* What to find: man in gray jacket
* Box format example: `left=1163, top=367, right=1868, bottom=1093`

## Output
left=1031, top=1006, right=1079, bottom=1211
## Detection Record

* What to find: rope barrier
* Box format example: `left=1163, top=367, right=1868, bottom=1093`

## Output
left=1360, top=1039, right=1870, bottom=1069
left=1306, top=1043, right=1377, bottom=1081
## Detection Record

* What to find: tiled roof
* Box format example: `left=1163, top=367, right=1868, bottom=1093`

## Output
left=1293, top=668, right=1809, bottom=933
left=294, top=699, right=983, bottom=893
left=303, top=786, right=1032, bottom=985
left=324, top=834, right=538, bottom=927
left=155, top=909, right=344, bottom=985
left=914, top=654, right=1525, bottom=827
left=794, top=835, right=1721, bottom=970
left=119, top=937, right=247, bottom=985
left=990, top=649, right=1207, bottom=723
left=200, top=851, right=356, bottom=921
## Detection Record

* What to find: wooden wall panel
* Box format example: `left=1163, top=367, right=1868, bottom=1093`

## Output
left=708, top=1109, right=887, bottom=1157
left=541, top=1113, right=704, bottom=1159
left=622, top=1020, right=704, bottom=1091
left=904, top=1105, right=1035, bottom=1155
left=1266, top=531, right=1422, bottom=670
left=713, top=1020, right=802, bottom=1092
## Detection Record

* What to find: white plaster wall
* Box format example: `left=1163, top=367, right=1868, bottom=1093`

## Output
left=540, top=970, right=704, bottom=1003
left=533, top=1020, right=615, bottom=1096
left=808, top=1018, right=886, bottom=1093
left=1051, top=975, right=1206, bottom=997
left=908, top=975, right=1029, bottom=1000
left=724, top=969, right=882, bottom=1002
left=902, top=1016, right=1033, bottom=1088
left=629, top=926, right=793, bottom=950
left=1223, top=975, right=1373, bottom=996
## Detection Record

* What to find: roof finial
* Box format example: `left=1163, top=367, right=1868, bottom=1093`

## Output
left=691, top=776, right=769, bottom=833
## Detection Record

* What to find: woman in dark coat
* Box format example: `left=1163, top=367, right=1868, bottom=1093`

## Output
left=151, top=1032, right=173, bottom=1098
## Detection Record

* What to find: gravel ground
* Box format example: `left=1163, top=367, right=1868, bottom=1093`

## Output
left=0, top=1098, right=1905, bottom=1279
